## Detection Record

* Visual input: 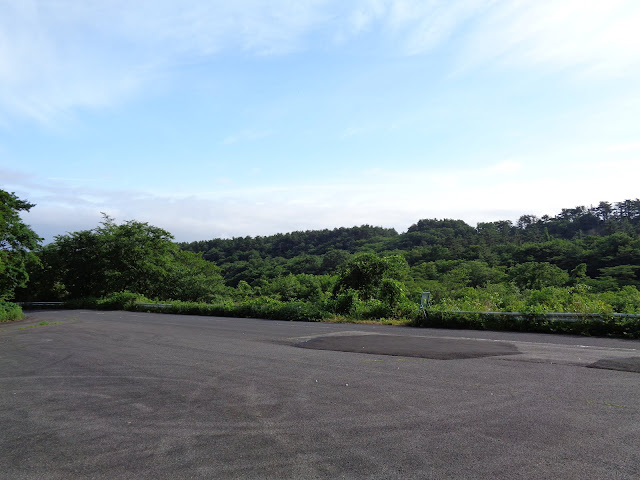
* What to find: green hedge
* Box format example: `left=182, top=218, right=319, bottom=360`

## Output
left=41, top=291, right=640, bottom=338
left=414, top=310, right=640, bottom=338
left=130, top=297, right=330, bottom=322
left=0, top=302, right=23, bottom=322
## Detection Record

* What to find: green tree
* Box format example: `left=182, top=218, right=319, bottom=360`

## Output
left=14, top=243, right=67, bottom=301
left=333, top=253, right=409, bottom=300
left=333, top=253, right=388, bottom=300
left=161, top=250, right=227, bottom=301
left=0, top=190, right=42, bottom=300
left=319, top=249, right=351, bottom=273
left=379, top=278, right=406, bottom=308
left=53, top=229, right=106, bottom=298
left=33, top=215, right=224, bottom=301
left=96, top=216, right=177, bottom=296
left=508, top=262, right=569, bottom=290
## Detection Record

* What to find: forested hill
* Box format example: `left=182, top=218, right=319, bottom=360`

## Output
left=181, top=225, right=399, bottom=262
left=180, top=199, right=640, bottom=289
left=11, top=195, right=640, bottom=318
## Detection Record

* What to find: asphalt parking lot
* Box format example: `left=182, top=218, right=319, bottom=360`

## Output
left=1, top=310, right=639, bottom=479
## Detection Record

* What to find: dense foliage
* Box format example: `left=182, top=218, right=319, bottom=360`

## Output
left=0, top=301, right=22, bottom=322
left=17, top=215, right=226, bottom=303
left=0, top=190, right=42, bottom=321
left=0, top=190, right=41, bottom=301
left=175, top=199, right=640, bottom=316
left=10, top=197, right=640, bottom=336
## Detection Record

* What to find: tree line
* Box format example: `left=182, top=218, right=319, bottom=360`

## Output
left=3, top=189, right=640, bottom=324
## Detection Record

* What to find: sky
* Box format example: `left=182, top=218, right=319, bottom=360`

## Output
left=1, top=0, right=640, bottom=243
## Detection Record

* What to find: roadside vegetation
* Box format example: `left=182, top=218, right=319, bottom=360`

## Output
left=0, top=190, right=40, bottom=322
left=4, top=188, right=640, bottom=337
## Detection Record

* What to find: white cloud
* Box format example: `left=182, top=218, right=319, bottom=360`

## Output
left=9, top=146, right=640, bottom=243
left=605, top=142, right=640, bottom=153
left=221, top=129, right=274, bottom=145
left=341, top=126, right=367, bottom=138
left=456, top=0, right=640, bottom=76
left=488, top=161, right=523, bottom=173
left=395, top=1, right=487, bottom=55
left=0, top=0, right=331, bottom=123
left=3, top=1, right=639, bottom=125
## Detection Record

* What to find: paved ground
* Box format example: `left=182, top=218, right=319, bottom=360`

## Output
left=1, top=310, right=639, bottom=479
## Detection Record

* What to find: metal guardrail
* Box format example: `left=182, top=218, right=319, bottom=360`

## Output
left=417, top=292, right=640, bottom=323
left=17, top=302, right=173, bottom=308
left=17, top=302, right=65, bottom=307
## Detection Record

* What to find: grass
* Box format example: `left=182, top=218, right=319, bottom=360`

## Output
left=18, top=321, right=62, bottom=330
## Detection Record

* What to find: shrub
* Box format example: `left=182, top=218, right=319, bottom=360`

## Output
left=357, top=299, right=392, bottom=319
left=0, top=301, right=23, bottom=322
left=96, top=291, right=151, bottom=310
left=601, top=286, right=640, bottom=314
left=130, top=297, right=330, bottom=323
left=379, top=278, right=405, bottom=308
left=327, top=289, right=359, bottom=315
left=413, top=310, right=640, bottom=338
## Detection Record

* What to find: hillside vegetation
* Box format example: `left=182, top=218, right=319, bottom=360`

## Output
left=177, top=199, right=640, bottom=314
left=7, top=192, right=640, bottom=335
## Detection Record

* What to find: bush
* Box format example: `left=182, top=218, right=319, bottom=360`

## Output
left=0, top=301, right=23, bottom=322
left=413, top=310, right=640, bottom=338
left=130, top=297, right=330, bottom=323
left=379, top=278, right=405, bottom=308
left=96, top=291, right=151, bottom=310
left=327, top=289, right=359, bottom=315
left=357, top=299, right=392, bottom=319
left=601, top=286, right=640, bottom=314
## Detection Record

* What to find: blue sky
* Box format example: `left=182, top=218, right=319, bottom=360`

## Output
left=1, top=0, right=640, bottom=242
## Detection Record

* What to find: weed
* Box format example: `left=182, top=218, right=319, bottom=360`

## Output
left=18, top=321, right=62, bottom=330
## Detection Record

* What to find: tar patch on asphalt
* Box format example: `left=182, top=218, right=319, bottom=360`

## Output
left=587, top=357, right=640, bottom=373
left=294, top=334, right=520, bottom=359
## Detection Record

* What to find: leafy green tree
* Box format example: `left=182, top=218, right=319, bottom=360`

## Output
left=333, top=253, right=388, bottom=300
left=262, top=273, right=332, bottom=302
left=14, top=243, right=67, bottom=301
left=0, top=190, right=42, bottom=300
left=161, top=250, right=227, bottom=301
left=319, top=249, right=351, bottom=273
left=53, top=229, right=107, bottom=298
left=508, top=262, right=570, bottom=290
left=96, top=216, right=177, bottom=296
left=31, top=215, right=224, bottom=301
left=597, top=265, right=640, bottom=289
left=333, top=253, right=410, bottom=301
left=379, top=278, right=406, bottom=308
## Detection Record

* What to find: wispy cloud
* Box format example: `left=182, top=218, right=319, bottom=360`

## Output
left=221, top=129, right=274, bottom=145
left=488, top=161, right=523, bottom=173
left=335, top=0, right=640, bottom=76
left=340, top=126, right=367, bottom=138
left=605, top=142, right=640, bottom=153
left=9, top=144, right=640, bottom=243
left=3, top=1, right=639, bottom=125
left=0, top=1, right=331, bottom=124
left=454, top=0, right=640, bottom=76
